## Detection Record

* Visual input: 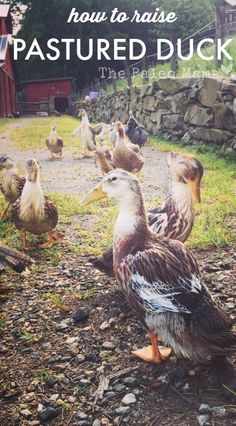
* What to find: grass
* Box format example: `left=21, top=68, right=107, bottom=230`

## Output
left=2, top=116, right=81, bottom=152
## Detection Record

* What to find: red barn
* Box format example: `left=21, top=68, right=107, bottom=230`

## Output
left=0, top=4, right=17, bottom=118
left=22, top=77, right=73, bottom=114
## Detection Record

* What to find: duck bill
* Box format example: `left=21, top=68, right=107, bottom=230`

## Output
left=81, top=184, right=107, bottom=206
left=189, top=180, right=201, bottom=203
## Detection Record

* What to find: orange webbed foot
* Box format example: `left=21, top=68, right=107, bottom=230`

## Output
left=132, top=345, right=171, bottom=364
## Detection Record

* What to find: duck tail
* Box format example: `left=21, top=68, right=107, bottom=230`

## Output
left=0, top=245, right=34, bottom=273
left=205, top=329, right=236, bottom=357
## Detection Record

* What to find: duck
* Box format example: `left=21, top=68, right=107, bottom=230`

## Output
left=78, top=109, right=103, bottom=156
left=112, top=122, right=144, bottom=173
left=45, top=122, right=64, bottom=159
left=0, top=244, right=34, bottom=274
left=94, top=141, right=114, bottom=175
left=12, top=159, right=59, bottom=250
left=82, top=170, right=236, bottom=364
left=0, top=156, right=26, bottom=220
left=126, top=111, right=148, bottom=148
left=89, top=152, right=204, bottom=275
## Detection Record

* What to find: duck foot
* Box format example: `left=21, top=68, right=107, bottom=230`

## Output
left=1, top=202, right=11, bottom=220
left=39, top=230, right=63, bottom=249
left=132, top=333, right=171, bottom=363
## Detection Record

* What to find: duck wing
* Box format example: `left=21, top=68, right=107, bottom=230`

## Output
left=119, top=238, right=232, bottom=332
left=44, top=197, right=58, bottom=229
left=15, top=175, right=26, bottom=198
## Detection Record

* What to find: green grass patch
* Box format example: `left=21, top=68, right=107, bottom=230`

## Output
left=3, top=116, right=83, bottom=153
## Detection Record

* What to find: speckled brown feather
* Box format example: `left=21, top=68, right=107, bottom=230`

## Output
left=12, top=197, right=58, bottom=235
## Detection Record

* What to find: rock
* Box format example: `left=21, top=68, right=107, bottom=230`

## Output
left=79, top=378, right=90, bottom=387
left=38, top=407, right=58, bottom=422
left=49, top=393, right=59, bottom=401
left=188, top=127, right=232, bottom=145
left=158, top=77, right=196, bottom=95
left=66, top=336, right=78, bottom=344
left=55, top=321, right=69, bottom=332
left=102, top=341, right=117, bottom=350
left=197, top=78, right=222, bottom=107
left=93, top=420, right=101, bottom=426
left=197, top=414, right=212, bottom=426
left=115, top=406, right=130, bottom=415
left=108, top=307, right=121, bottom=317
left=113, top=383, right=126, bottom=392
left=20, top=409, right=32, bottom=418
left=99, top=350, right=111, bottom=359
left=100, top=321, right=110, bottom=331
left=199, top=404, right=212, bottom=415
left=123, top=377, right=137, bottom=386
left=68, top=396, right=76, bottom=403
left=76, top=411, right=88, bottom=420
left=212, top=406, right=226, bottom=416
left=185, top=104, right=213, bottom=126
left=162, top=114, right=185, bottom=131
left=75, top=354, right=86, bottom=364
left=72, top=308, right=89, bottom=323
left=122, top=393, right=137, bottom=405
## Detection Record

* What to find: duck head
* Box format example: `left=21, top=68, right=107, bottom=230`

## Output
left=0, top=156, right=15, bottom=171
left=168, top=152, right=204, bottom=203
left=81, top=169, right=140, bottom=205
left=78, top=109, right=87, bottom=118
left=25, top=159, right=40, bottom=183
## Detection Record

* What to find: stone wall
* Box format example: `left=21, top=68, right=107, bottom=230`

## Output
left=74, top=77, right=236, bottom=153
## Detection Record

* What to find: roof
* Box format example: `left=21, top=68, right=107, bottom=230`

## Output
left=0, top=35, right=8, bottom=67
left=0, top=4, right=10, bottom=18
left=225, top=0, right=236, bottom=7
left=22, top=77, right=73, bottom=85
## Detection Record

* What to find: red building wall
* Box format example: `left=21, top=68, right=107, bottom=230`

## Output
left=24, top=79, right=72, bottom=103
left=0, top=8, right=17, bottom=118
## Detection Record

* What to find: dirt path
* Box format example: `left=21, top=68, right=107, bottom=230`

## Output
left=0, top=119, right=235, bottom=426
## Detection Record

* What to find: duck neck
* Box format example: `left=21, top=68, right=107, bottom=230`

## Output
left=168, top=180, right=194, bottom=213
left=113, top=191, right=150, bottom=265
left=50, top=129, right=57, bottom=143
left=20, top=178, right=44, bottom=221
left=81, top=114, right=89, bottom=127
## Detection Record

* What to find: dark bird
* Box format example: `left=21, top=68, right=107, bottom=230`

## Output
left=82, top=170, right=236, bottom=364
left=125, top=111, right=148, bottom=148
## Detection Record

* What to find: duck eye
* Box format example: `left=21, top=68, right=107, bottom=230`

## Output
left=111, top=177, right=117, bottom=182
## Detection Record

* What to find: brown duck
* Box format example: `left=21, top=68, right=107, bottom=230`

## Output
left=12, top=159, right=59, bottom=249
left=89, top=152, right=204, bottom=275
left=112, top=122, right=144, bottom=173
left=82, top=170, right=236, bottom=364
left=0, top=156, right=26, bottom=219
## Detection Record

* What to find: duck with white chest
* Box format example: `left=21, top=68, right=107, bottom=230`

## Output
left=12, top=159, right=59, bottom=250
left=82, top=170, right=236, bottom=364
left=89, top=152, right=203, bottom=276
